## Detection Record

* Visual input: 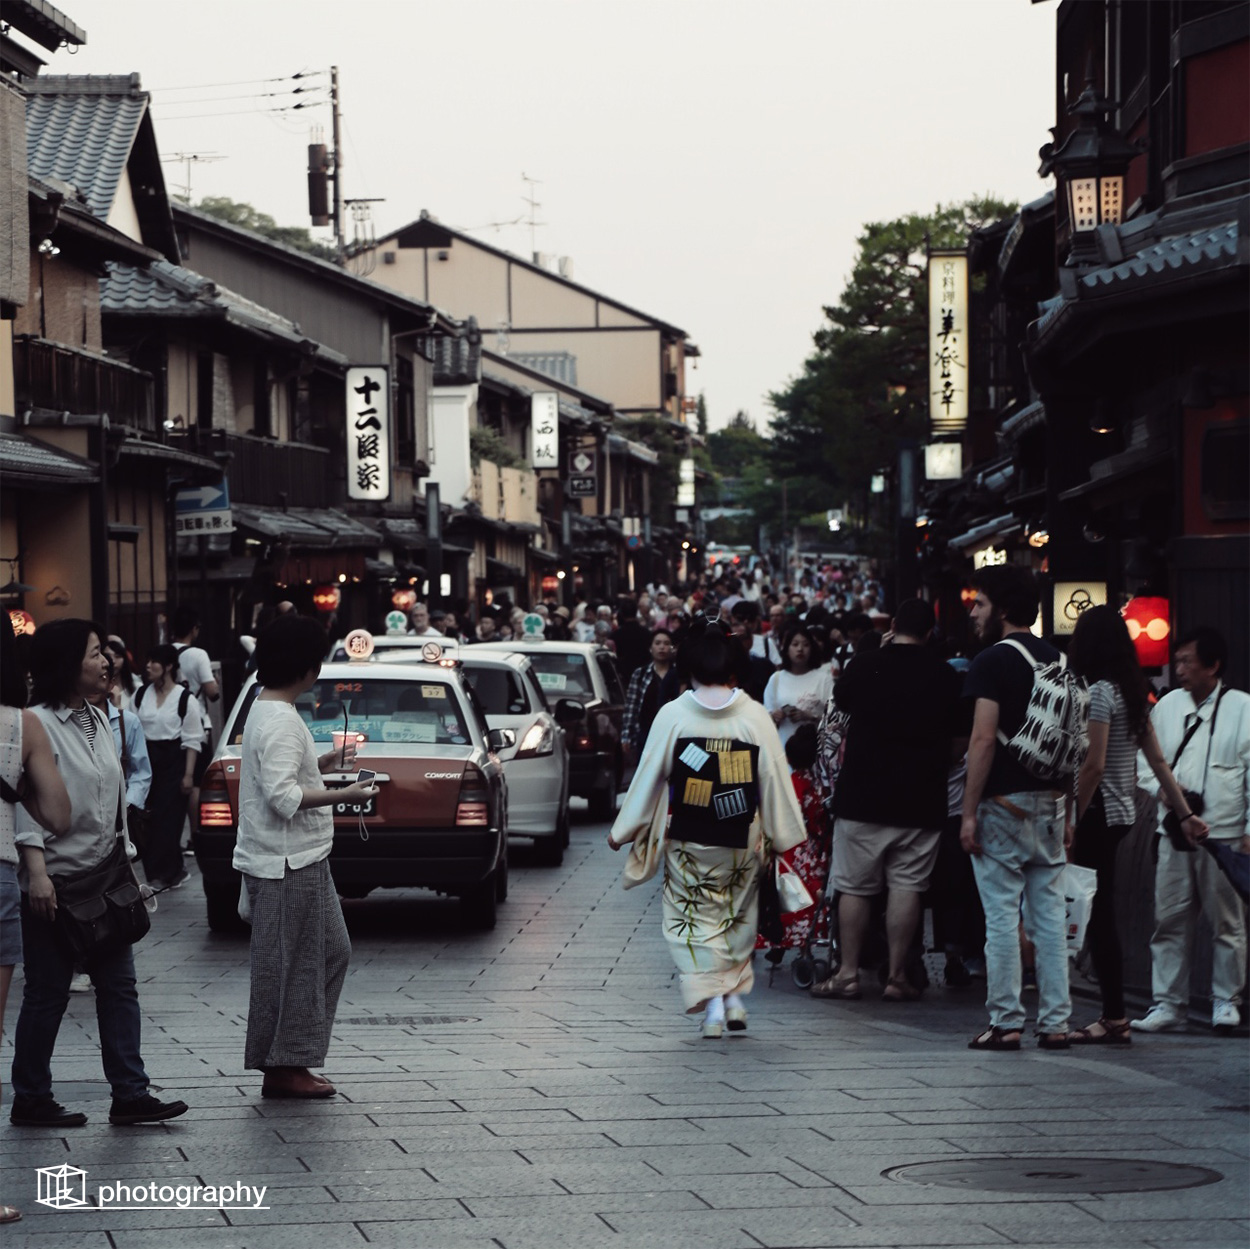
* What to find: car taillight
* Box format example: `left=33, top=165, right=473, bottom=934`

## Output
left=516, top=721, right=554, bottom=758
left=199, top=766, right=234, bottom=827
left=455, top=765, right=490, bottom=827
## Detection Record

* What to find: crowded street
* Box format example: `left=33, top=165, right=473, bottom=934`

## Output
left=2, top=802, right=1248, bottom=1250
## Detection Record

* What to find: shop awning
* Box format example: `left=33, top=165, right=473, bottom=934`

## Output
left=232, top=504, right=381, bottom=549
left=948, top=513, right=1022, bottom=553
left=1059, top=446, right=1172, bottom=506
left=485, top=556, right=524, bottom=581
left=0, top=430, right=98, bottom=487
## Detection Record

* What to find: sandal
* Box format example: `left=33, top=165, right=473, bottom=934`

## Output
left=1038, top=1032, right=1071, bottom=1050
left=882, top=978, right=921, bottom=1002
left=968, top=1026, right=1021, bottom=1051
left=811, top=975, right=861, bottom=1000
left=1069, top=1017, right=1132, bottom=1046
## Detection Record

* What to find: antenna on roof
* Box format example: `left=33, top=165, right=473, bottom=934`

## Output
left=160, top=152, right=226, bottom=203
left=521, top=172, right=545, bottom=260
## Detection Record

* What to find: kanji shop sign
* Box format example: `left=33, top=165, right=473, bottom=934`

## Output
left=531, top=392, right=559, bottom=469
left=928, top=251, right=968, bottom=435
left=346, top=366, right=390, bottom=501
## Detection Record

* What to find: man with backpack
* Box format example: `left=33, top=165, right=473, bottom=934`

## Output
left=170, top=605, right=219, bottom=837
left=961, top=566, right=1088, bottom=1052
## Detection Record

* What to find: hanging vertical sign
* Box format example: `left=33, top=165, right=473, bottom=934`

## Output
left=677, top=457, right=696, bottom=506
left=928, top=251, right=968, bottom=434
left=346, top=366, right=391, bottom=501
left=531, top=392, right=560, bottom=468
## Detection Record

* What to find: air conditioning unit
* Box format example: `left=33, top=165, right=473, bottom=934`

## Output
left=382, top=251, right=397, bottom=265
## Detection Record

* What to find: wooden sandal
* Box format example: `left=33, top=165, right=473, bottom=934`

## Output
left=1069, top=1017, right=1132, bottom=1045
left=968, top=1025, right=1021, bottom=1051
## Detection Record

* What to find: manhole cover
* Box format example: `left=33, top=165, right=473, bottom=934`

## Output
left=886, top=1157, right=1223, bottom=1195
left=342, top=1015, right=478, bottom=1026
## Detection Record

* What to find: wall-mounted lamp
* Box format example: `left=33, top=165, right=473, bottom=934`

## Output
left=37, top=238, right=60, bottom=257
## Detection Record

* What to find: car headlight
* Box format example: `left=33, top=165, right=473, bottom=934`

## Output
left=516, top=721, right=554, bottom=758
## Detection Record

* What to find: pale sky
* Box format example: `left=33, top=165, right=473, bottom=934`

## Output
left=55, top=0, right=1057, bottom=431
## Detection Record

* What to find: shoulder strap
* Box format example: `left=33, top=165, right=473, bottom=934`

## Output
left=134, top=682, right=147, bottom=710
left=996, top=636, right=1065, bottom=672
left=178, top=686, right=191, bottom=719
left=0, top=775, right=21, bottom=805
left=118, top=707, right=131, bottom=772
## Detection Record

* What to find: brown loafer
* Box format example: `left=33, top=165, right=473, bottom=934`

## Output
left=261, top=1067, right=337, bottom=1099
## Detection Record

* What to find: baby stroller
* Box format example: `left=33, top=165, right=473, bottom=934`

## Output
left=788, top=890, right=837, bottom=989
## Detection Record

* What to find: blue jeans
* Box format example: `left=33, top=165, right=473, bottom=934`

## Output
left=11, top=897, right=149, bottom=1102
left=972, top=793, right=1071, bottom=1034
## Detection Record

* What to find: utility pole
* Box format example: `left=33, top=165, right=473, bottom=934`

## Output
left=330, top=65, right=344, bottom=258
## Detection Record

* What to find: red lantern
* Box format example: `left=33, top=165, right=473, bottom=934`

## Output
left=541, top=575, right=560, bottom=598
left=391, top=588, right=417, bottom=612
left=311, top=584, right=341, bottom=613
left=8, top=608, right=35, bottom=636
left=1123, top=596, right=1170, bottom=668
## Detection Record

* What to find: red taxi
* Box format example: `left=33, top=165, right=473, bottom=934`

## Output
left=194, top=655, right=509, bottom=932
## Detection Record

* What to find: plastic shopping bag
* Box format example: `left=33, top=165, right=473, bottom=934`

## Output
left=1061, top=862, right=1097, bottom=955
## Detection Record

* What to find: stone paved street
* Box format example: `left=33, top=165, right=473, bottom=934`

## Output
left=3, top=807, right=1248, bottom=1250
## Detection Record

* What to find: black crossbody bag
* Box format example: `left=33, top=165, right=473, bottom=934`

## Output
left=1160, top=688, right=1226, bottom=852
left=50, top=711, right=151, bottom=964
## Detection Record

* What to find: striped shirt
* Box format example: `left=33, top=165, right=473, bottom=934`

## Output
left=1089, top=680, right=1138, bottom=825
left=73, top=704, right=98, bottom=749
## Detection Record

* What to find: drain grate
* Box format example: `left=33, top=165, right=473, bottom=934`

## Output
left=886, top=1157, right=1223, bottom=1195
left=342, top=1015, right=478, bottom=1026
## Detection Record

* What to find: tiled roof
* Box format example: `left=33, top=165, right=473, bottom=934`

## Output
left=25, top=75, right=147, bottom=219
left=1034, top=218, right=1242, bottom=339
left=0, top=430, right=99, bottom=486
left=231, top=504, right=381, bottom=549
left=103, top=261, right=347, bottom=366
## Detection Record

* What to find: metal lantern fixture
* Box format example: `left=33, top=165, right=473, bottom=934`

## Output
left=391, top=588, right=417, bottom=612
left=1123, top=595, right=1170, bottom=668
left=311, top=584, right=342, bottom=613
left=1039, top=75, right=1140, bottom=261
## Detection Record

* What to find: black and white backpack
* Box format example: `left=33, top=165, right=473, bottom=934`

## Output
left=995, top=637, right=1089, bottom=786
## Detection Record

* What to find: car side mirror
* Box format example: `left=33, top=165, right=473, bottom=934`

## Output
left=487, top=728, right=516, bottom=751
left=553, top=698, right=586, bottom=726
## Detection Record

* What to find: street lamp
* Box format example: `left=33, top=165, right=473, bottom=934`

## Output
left=1039, top=74, right=1140, bottom=264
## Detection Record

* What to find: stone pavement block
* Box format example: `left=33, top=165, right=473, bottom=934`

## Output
left=109, top=1222, right=369, bottom=1247
left=1075, top=1181, right=1250, bottom=1222
left=460, top=1188, right=709, bottom=1219
left=686, top=1174, right=840, bottom=1209
left=1090, top=1221, right=1250, bottom=1249
left=520, top=1143, right=771, bottom=1174
left=0, top=1229, right=113, bottom=1248
left=357, top=1213, right=628, bottom=1249
left=223, top=1196, right=467, bottom=1225
left=894, top=1104, right=1112, bottom=1125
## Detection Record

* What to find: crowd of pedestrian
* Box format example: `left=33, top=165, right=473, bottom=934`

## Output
left=0, top=550, right=1245, bottom=1227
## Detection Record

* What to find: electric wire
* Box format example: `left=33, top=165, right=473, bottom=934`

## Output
left=147, top=71, right=326, bottom=93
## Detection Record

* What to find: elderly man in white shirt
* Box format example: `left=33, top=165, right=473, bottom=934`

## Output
left=1133, top=627, right=1250, bottom=1034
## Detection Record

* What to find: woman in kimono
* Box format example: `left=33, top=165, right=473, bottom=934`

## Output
left=609, top=615, right=806, bottom=1038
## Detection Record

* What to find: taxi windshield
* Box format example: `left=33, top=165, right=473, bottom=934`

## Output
left=230, top=677, right=470, bottom=746
left=525, top=652, right=593, bottom=698
left=302, top=678, right=469, bottom=744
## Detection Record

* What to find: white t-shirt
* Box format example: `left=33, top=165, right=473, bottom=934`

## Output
left=233, top=699, right=333, bottom=878
left=763, top=666, right=835, bottom=749
left=174, top=643, right=214, bottom=733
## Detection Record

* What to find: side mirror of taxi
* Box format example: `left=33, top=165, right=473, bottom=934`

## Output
left=487, top=728, right=516, bottom=751
left=553, top=698, right=586, bottom=726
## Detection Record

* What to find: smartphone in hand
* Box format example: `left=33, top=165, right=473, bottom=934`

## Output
left=356, top=768, right=377, bottom=786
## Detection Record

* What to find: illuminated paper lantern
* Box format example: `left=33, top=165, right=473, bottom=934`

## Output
left=541, top=575, right=560, bottom=597
left=391, top=588, right=417, bottom=612
left=311, top=584, right=342, bottom=612
left=1123, top=596, right=1170, bottom=667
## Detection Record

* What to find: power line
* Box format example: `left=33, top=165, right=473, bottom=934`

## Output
left=148, top=70, right=326, bottom=93
left=155, top=103, right=321, bottom=123
left=154, top=86, right=327, bottom=109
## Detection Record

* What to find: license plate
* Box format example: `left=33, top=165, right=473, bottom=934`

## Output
left=328, top=784, right=375, bottom=818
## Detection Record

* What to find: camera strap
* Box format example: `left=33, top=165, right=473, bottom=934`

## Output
left=1170, top=684, right=1226, bottom=792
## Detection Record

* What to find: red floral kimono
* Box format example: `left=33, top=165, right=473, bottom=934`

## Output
left=757, top=768, right=831, bottom=950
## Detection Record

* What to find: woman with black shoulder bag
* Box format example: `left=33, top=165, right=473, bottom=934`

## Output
left=1066, top=607, right=1208, bottom=1045
left=10, top=619, right=188, bottom=1128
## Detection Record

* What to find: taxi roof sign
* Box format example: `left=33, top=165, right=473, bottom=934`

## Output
left=522, top=613, right=546, bottom=639
left=384, top=610, right=409, bottom=636
left=343, top=628, right=374, bottom=661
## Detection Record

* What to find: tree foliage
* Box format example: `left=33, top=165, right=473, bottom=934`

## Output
left=195, top=197, right=338, bottom=261
left=766, top=196, right=1016, bottom=537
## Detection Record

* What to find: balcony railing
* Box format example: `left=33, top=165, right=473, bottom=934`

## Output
left=13, top=336, right=155, bottom=431
left=178, top=428, right=333, bottom=509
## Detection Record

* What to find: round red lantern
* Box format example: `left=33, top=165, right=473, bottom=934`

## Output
left=391, top=588, right=417, bottom=612
left=541, top=575, right=560, bottom=598
left=1123, top=596, right=1170, bottom=668
left=311, top=584, right=341, bottom=613
left=8, top=608, right=35, bottom=637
